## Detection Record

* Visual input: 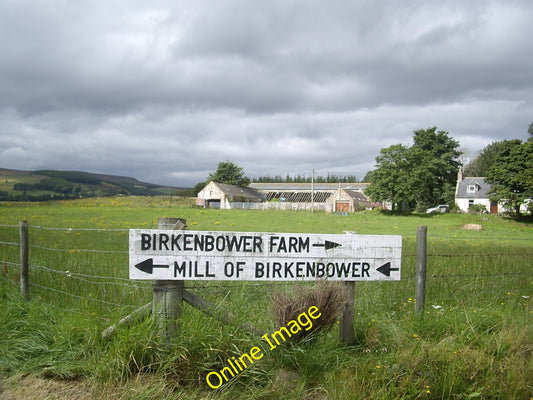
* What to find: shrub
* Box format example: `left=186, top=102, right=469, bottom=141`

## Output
left=271, top=281, right=346, bottom=341
left=468, top=204, right=487, bottom=214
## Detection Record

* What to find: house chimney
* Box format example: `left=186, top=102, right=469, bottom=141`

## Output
left=455, top=167, right=463, bottom=197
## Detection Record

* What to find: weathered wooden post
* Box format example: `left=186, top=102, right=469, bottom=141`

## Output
left=153, top=279, right=184, bottom=343
left=153, top=218, right=186, bottom=344
left=19, top=220, right=29, bottom=300
left=157, top=217, right=186, bottom=231
left=415, top=225, right=427, bottom=315
left=339, top=281, right=355, bottom=344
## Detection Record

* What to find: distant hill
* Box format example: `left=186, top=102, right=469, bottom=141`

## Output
left=0, top=168, right=191, bottom=201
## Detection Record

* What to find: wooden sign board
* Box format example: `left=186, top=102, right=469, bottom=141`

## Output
left=129, top=230, right=402, bottom=281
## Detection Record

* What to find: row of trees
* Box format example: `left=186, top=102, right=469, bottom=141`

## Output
left=200, top=162, right=359, bottom=188
left=14, top=178, right=84, bottom=194
left=253, top=174, right=359, bottom=184
left=0, top=190, right=78, bottom=202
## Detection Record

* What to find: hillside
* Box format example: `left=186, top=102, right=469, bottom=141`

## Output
left=0, top=168, right=190, bottom=201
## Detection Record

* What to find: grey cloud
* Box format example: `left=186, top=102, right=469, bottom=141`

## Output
left=0, top=1, right=532, bottom=186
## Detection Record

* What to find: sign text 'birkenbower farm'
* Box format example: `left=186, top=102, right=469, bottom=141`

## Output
left=129, top=230, right=402, bottom=281
left=129, top=229, right=402, bottom=281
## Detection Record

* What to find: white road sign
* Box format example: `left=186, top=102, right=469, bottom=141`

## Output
left=129, top=230, right=402, bottom=281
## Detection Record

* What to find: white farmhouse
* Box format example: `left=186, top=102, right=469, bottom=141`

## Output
left=455, top=169, right=498, bottom=214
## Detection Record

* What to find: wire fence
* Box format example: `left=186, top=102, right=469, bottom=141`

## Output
left=1, top=223, right=532, bottom=326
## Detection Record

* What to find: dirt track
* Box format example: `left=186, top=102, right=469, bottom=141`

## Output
left=1, top=376, right=93, bottom=400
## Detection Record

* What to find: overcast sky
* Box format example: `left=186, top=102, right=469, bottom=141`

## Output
left=1, top=1, right=532, bottom=187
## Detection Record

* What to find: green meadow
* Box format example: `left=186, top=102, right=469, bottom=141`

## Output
left=0, top=197, right=532, bottom=399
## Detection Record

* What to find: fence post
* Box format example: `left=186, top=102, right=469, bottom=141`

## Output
left=415, top=225, right=427, bottom=315
left=153, top=218, right=186, bottom=344
left=19, top=220, right=29, bottom=300
left=339, top=281, right=355, bottom=344
left=153, top=279, right=184, bottom=344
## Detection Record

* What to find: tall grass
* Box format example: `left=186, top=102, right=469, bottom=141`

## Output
left=0, top=197, right=532, bottom=399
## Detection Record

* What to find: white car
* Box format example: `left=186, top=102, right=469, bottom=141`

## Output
left=426, top=204, right=449, bottom=214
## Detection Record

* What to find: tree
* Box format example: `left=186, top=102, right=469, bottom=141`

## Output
left=410, top=127, right=461, bottom=207
left=192, top=181, right=207, bottom=196
left=464, top=139, right=522, bottom=177
left=364, top=144, right=412, bottom=211
left=366, top=127, right=461, bottom=211
left=486, top=138, right=533, bottom=217
left=207, top=161, right=250, bottom=186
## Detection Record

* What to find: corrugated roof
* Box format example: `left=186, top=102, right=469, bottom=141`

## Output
left=264, top=191, right=332, bottom=202
left=213, top=182, right=263, bottom=200
left=344, top=189, right=369, bottom=202
left=249, top=182, right=369, bottom=191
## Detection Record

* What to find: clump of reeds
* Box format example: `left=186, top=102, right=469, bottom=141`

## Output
left=271, top=281, right=346, bottom=341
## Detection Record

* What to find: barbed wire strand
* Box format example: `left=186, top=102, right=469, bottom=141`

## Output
left=4, top=258, right=532, bottom=289
left=31, top=226, right=129, bottom=232
left=30, top=244, right=127, bottom=254
left=29, top=263, right=145, bottom=285
left=29, top=282, right=142, bottom=309
left=0, top=240, right=19, bottom=246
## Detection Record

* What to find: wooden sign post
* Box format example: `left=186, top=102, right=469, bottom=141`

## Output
left=130, top=229, right=402, bottom=344
left=153, top=218, right=186, bottom=344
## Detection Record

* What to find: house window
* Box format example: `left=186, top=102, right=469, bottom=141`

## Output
left=468, top=199, right=474, bottom=207
left=467, top=184, right=477, bottom=193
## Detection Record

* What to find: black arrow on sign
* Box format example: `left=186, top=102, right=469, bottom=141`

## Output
left=135, top=258, right=169, bottom=274
left=376, top=262, right=399, bottom=277
left=313, top=240, right=342, bottom=250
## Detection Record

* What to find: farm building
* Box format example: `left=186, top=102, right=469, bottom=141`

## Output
left=325, top=188, right=377, bottom=213
left=197, top=181, right=263, bottom=209
left=197, top=181, right=373, bottom=212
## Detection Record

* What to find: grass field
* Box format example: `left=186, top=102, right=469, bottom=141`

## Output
left=0, top=197, right=532, bottom=399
